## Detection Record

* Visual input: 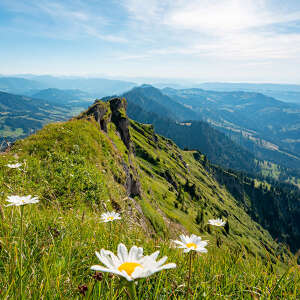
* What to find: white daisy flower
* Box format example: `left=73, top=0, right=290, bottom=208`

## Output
left=101, top=211, right=121, bottom=223
left=91, top=243, right=176, bottom=281
left=6, top=163, right=22, bottom=169
left=208, top=218, right=226, bottom=227
left=5, top=195, right=39, bottom=207
left=173, top=234, right=208, bottom=253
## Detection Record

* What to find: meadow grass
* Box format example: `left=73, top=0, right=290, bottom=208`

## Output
left=0, top=119, right=299, bottom=299
left=0, top=202, right=299, bottom=299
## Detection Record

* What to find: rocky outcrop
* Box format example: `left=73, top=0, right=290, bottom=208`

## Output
left=81, top=100, right=111, bottom=132
left=79, top=97, right=141, bottom=197
left=81, top=97, right=132, bottom=150
left=109, top=98, right=131, bottom=150
left=122, top=161, right=141, bottom=197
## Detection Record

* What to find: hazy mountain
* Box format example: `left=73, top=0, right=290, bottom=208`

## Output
left=24, top=75, right=137, bottom=97
left=32, top=88, right=93, bottom=107
left=103, top=86, right=260, bottom=173
left=163, top=88, right=300, bottom=169
left=0, top=91, right=77, bottom=143
left=0, top=77, right=46, bottom=95
left=122, top=84, right=200, bottom=121
left=197, top=82, right=300, bottom=104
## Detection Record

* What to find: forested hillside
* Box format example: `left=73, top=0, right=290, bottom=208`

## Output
left=0, top=91, right=75, bottom=145
left=163, top=87, right=300, bottom=169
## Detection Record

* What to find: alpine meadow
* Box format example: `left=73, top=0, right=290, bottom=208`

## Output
left=1, top=0, right=300, bottom=299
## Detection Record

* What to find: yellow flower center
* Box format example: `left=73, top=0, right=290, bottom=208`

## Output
left=118, top=262, right=142, bottom=276
left=186, top=243, right=197, bottom=249
left=107, top=216, right=114, bottom=221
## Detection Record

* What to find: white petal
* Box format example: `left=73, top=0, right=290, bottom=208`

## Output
left=110, top=252, right=122, bottom=267
left=190, top=234, right=197, bottom=241
left=180, top=235, right=189, bottom=244
left=156, top=256, right=167, bottom=266
left=91, top=265, right=125, bottom=277
left=160, top=263, right=176, bottom=270
left=197, top=241, right=208, bottom=248
left=196, top=247, right=208, bottom=253
left=173, top=240, right=185, bottom=247
left=148, top=250, right=160, bottom=260
left=131, top=266, right=145, bottom=279
left=96, top=250, right=115, bottom=268
left=120, top=270, right=133, bottom=281
left=137, top=247, right=144, bottom=259
left=117, top=244, right=128, bottom=263
left=90, top=265, right=112, bottom=272
left=128, top=246, right=140, bottom=261
left=183, top=248, right=191, bottom=253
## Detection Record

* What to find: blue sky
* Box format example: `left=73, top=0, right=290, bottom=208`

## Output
left=1, top=0, right=300, bottom=83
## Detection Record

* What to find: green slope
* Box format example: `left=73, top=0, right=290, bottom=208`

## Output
left=0, top=98, right=298, bottom=299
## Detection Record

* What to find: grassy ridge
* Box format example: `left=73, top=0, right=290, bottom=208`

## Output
left=0, top=118, right=299, bottom=299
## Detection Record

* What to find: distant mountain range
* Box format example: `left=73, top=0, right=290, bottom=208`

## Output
left=163, top=87, right=300, bottom=169
left=120, top=85, right=259, bottom=173
left=1, top=76, right=299, bottom=184
left=111, top=85, right=299, bottom=187
left=196, top=82, right=300, bottom=104
left=32, top=88, right=93, bottom=107
left=0, top=76, right=136, bottom=97
left=0, top=77, right=46, bottom=95
left=123, top=85, right=200, bottom=121
left=0, top=91, right=78, bottom=143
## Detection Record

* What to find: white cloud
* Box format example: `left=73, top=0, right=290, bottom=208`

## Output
left=121, top=0, right=300, bottom=62
left=164, top=0, right=300, bottom=34
left=1, top=0, right=126, bottom=43
left=123, top=0, right=166, bottom=22
left=165, top=0, right=266, bottom=33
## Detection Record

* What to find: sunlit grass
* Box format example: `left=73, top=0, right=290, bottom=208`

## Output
left=0, top=119, right=299, bottom=299
left=0, top=202, right=299, bottom=299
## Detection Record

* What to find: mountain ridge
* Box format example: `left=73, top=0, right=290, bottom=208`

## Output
left=162, top=87, right=300, bottom=168
left=0, top=97, right=299, bottom=298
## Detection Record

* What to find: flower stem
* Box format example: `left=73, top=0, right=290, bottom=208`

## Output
left=20, top=205, right=24, bottom=299
left=186, top=252, right=193, bottom=299
left=216, top=230, right=221, bottom=248
left=127, top=281, right=138, bottom=300
left=109, top=222, right=113, bottom=300
left=109, top=222, right=112, bottom=246
left=110, top=277, right=112, bottom=300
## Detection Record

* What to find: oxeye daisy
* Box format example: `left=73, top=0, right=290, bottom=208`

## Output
left=208, top=218, right=226, bottom=248
left=101, top=211, right=121, bottom=223
left=6, top=163, right=22, bottom=169
left=208, top=218, right=226, bottom=227
left=91, top=243, right=176, bottom=298
left=5, top=195, right=39, bottom=298
left=173, top=234, right=208, bottom=297
left=101, top=211, right=122, bottom=247
left=173, top=234, right=208, bottom=253
left=5, top=195, right=39, bottom=207
left=91, top=243, right=176, bottom=281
